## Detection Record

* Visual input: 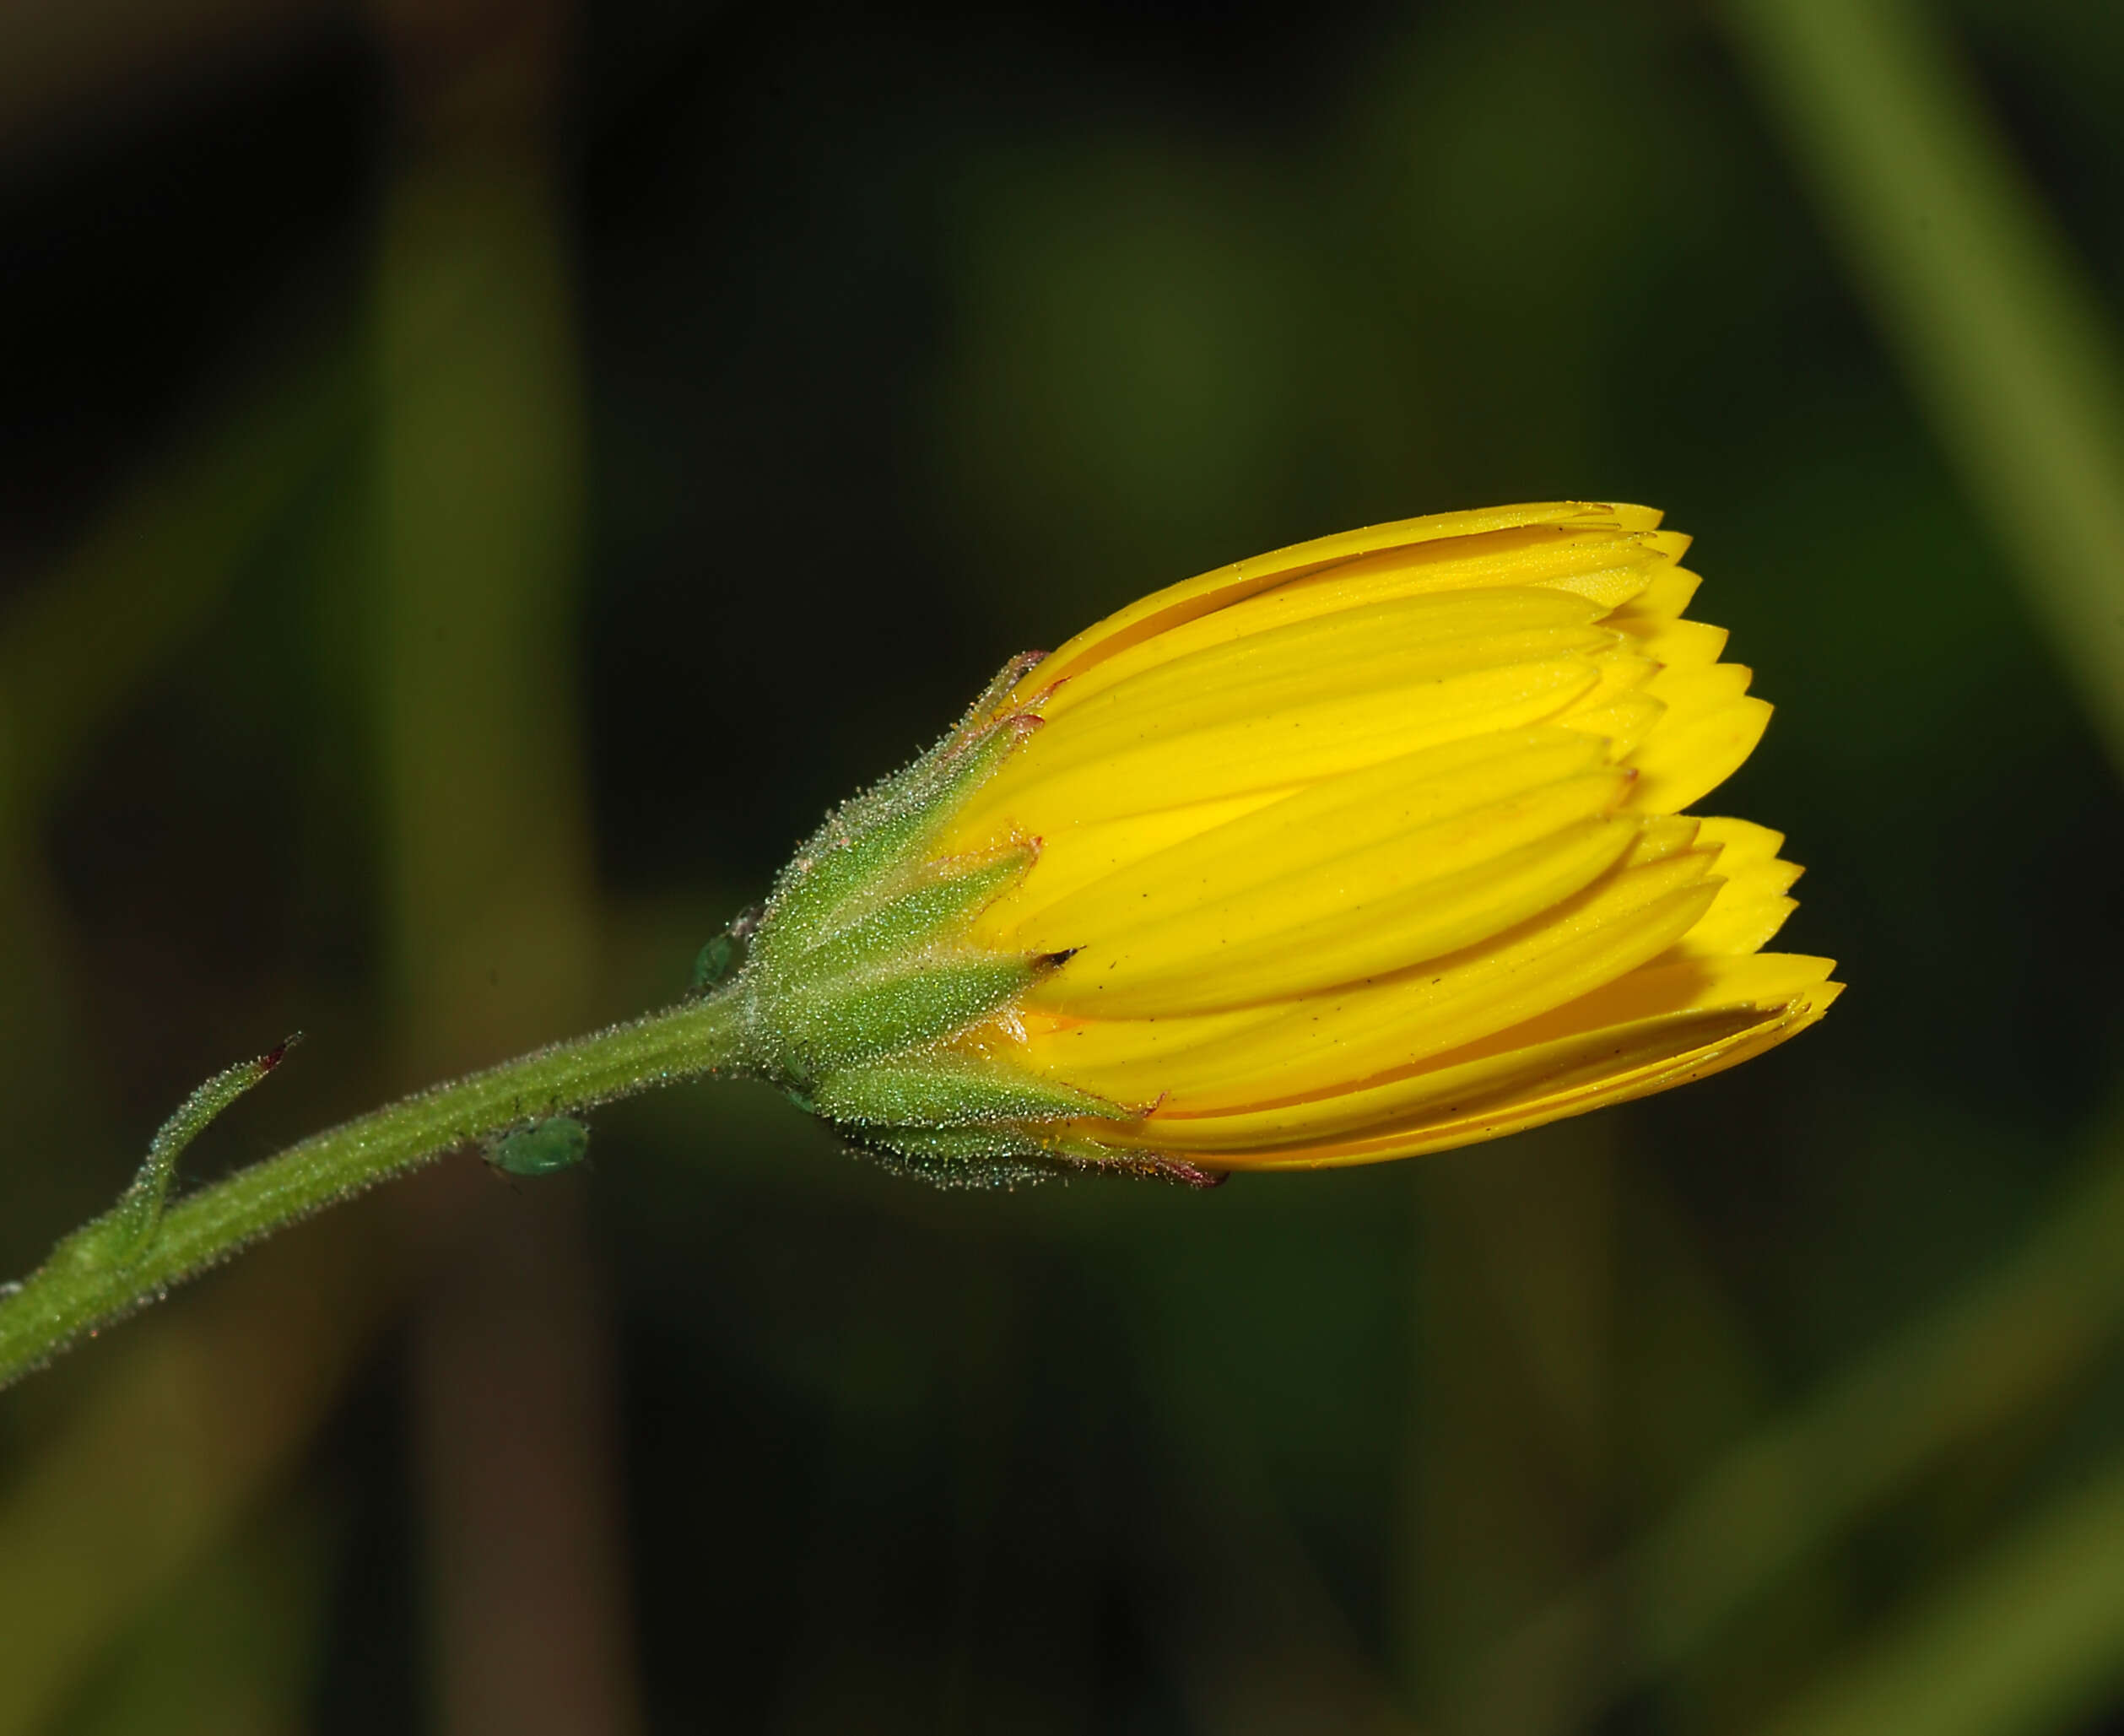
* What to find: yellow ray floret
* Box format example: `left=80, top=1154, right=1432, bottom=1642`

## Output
left=930, top=501, right=1838, bottom=1171
left=1006, top=500, right=1673, bottom=700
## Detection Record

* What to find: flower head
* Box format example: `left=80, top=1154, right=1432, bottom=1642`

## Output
left=736, top=501, right=1839, bottom=1186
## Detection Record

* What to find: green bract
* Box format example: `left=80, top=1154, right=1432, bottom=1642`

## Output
left=721, top=661, right=1143, bottom=1188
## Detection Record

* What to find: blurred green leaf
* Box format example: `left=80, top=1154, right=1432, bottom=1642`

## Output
left=1471, top=1108, right=2124, bottom=1724
left=57, top=1495, right=334, bottom=1736
left=1754, top=1446, right=2124, bottom=1736
left=0, top=352, right=354, bottom=832
left=0, top=1211, right=399, bottom=1736
left=1724, top=0, right=2124, bottom=769
left=371, top=129, right=640, bottom=1736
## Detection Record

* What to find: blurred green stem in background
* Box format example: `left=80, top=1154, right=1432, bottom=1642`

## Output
left=1462, top=1106, right=2124, bottom=1728
left=1754, top=1443, right=2124, bottom=1736
left=0, top=987, right=747, bottom=1392
left=365, top=8, right=644, bottom=1717
left=1723, top=0, right=2124, bottom=769
left=1406, top=1127, right=1621, bottom=1735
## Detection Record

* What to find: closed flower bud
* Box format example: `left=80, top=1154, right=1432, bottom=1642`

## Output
left=731, top=501, right=1840, bottom=1186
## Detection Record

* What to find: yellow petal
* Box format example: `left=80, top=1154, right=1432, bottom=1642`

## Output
left=1107, top=954, right=1837, bottom=1159
left=1460, top=949, right=1839, bottom=1045
left=1147, top=976, right=1843, bottom=1168
left=1558, top=692, right=1668, bottom=758
left=1033, top=529, right=1685, bottom=720
left=1624, top=815, right=1703, bottom=864
left=1617, top=614, right=1728, bottom=669
left=1624, top=695, right=1772, bottom=814
left=1662, top=818, right=1804, bottom=958
left=1690, top=815, right=1787, bottom=872
left=954, top=787, right=1299, bottom=922
left=1028, top=784, right=1640, bottom=1016
left=1008, top=501, right=1667, bottom=703
left=1024, top=587, right=1615, bottom=749
left=1610, top=563, right=1703, bottom=623
left=986, top=727, right=1614, bottom=938
left=1013, top=851, right=1725, bottom=1111
left=1646, top=660, right=1754, bottom=717
left=954, top=654, right=1611, bottom=835
left=1558, top=647, right=1662, bottom=712
left=1271, top=528, right=1678, bottom=614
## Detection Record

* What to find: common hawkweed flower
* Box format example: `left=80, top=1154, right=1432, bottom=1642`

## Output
left=736, top=500, right=1840, bottom=1186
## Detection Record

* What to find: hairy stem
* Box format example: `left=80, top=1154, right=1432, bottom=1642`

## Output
left=0, top=987, right=752, bottom=1388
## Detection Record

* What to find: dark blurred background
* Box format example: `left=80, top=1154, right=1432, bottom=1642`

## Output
left=4, top=0, right=2124, bottom=1731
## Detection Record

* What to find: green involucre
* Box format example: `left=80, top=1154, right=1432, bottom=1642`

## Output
left=775, top=849, right=1035, bottom=986
left=722, top=656, right=1158, bottom=1186
left=754, top=710, right=1038, bottom=961
left=808, top=1050, right=1127, bottom=1129
left=760, top=952, right=1051, bottom=1079
left=841, top=1123, right=1077, bottom=1190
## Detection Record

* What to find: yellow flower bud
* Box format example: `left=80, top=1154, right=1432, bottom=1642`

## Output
left=746, top=500, right=1840, bottom=1183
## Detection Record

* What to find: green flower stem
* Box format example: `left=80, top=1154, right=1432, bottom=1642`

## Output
left=0, top=987, right=752, bottom=1390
